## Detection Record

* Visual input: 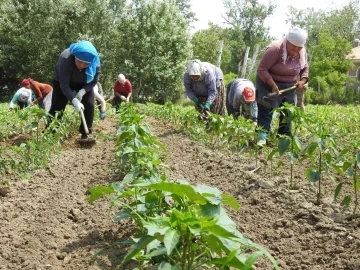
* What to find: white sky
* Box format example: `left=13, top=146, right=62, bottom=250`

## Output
left=190, top=0, right=352, bottom=39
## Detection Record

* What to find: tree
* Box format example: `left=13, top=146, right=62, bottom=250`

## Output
left=190, top=23, right=234, bottom=73
left=222, top=0, right=276, bottom=75
left=174, top=0, right=197, bottom=24
left=286, top=1, right=360, bottom=48
left=309, top=30, right=353, bottom=103
left=0, top=0, right=191, bottom=103
left=0, top=0, right=120, bottom=98
left=223, top=0, right=275, bottom=46
left=115, top=0, right=192, bottom=103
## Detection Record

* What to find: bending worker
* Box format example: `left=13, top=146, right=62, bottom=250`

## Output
left=226, top=78, right=257, bottom=126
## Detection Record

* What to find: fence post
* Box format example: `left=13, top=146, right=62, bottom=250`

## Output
left=217, top=40, right=223, bottom=68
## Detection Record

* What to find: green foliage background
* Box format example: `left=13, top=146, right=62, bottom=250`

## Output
left=0, top=0, right=359, bottom=104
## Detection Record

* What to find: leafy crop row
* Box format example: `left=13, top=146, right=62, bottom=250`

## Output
left=88, top=103, right=279, bottom=269
left=143, top=102, right=360, bottom=219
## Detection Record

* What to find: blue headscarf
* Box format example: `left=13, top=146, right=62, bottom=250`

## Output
left=69, top=40, right=100, bottom=83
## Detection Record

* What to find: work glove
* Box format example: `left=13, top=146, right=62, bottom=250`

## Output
left=99, top=111, right=106, bottom=119
left=120, top=95, right=127, bottom=101
left=8, top=107, right=13, bottom=112
left=75, top=88, right=86, bottom=102
left=204, top=101, right=211, bottom=111
left=253, top=120, right=258, bottom=127
left=193, top=97, right=199, bottom=105
left=72, top=98, right=84, bottom=112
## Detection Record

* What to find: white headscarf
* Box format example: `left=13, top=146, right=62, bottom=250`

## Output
left=279, top=27, right=308, bottom=69
left=286, top=27, right=308, bottom=47
left=187, top=59, right=206, bottom=81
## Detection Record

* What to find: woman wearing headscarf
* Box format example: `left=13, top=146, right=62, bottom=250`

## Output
left=8, top=86, right=33, bottom=111
left=256, top=27, right=309, bottom=142
left=48, top=40, right=100, bottom=140
left=21, top=78, right=53, bottom=113
left=112, top=73, right=132, bottom=113
left=184, top=59, right=225, bottom=116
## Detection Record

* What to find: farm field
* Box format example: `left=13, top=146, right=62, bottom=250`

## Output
left=0, top=103, right=360, bottom=270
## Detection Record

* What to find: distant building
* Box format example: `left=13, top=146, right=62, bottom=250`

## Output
left=347, top=39, right=360, bottom=80
left=346, top=39, right=360, bottom=93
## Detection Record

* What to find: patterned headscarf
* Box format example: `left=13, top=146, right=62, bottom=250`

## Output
left=187, top=59, right=206, bottom=81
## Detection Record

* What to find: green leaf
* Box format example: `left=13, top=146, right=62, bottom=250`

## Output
left=356, top=153, right=360, bottom=168
left=278, top=137, right=290, bottom=156
left=86, top=185, right=114, bottom=202
left=205, top=225, right=237, bottom=239
left=144, top=220, right=171, bottom=237
left=355, top=180, right=360, bottom=192
left=202, top=234, right=223, bottom=255
left=294, top=135, right=302, bottom=151
left=200, top=203, right=221, bottom=216
left=164, top=228, right=181, bottom=255
left=120, top=235, right=156, bottom=266
left=342, top=195, right=351, bottom=208
left=306, top=143, right=318, bottom=155
left=242, top=251, right=266, bottom=270
left=267, top=149, right=278, bottom=160
left=334, top=183, right=343, bottom=200
left=306, top=169, right=321, bottom=183
left=221, top=194, right=240, bottom=211
left=145, top=182, right=207, bottom=204
left=113, top=209, right=132, bottom=222
left=194, top=184, right=222, bottom=205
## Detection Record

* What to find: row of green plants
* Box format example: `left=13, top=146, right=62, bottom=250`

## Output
left=143, top=102, right=360, bottom=219
left=88, top=103, right=279, bottom=269
left=0, top=103, right=79, bottom=187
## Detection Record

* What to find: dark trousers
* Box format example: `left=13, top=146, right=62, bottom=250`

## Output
left=256, top=75, right=295, bottom=137
left=48, top=80, right=94, bottom=136
left=257, top=103, right=292, bottom=136
left=18, top=101, right=27, bottom=109
left=112, top=96, right=123, bottom=112
left=225, top=82, right=233, bottom=116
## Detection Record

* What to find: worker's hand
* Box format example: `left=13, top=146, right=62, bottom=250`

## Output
left=253, top=120, right=258, bottom=127
left=120, top=95, right=127, bottom=101
left=295, top=79, right=307, bottom=90
left=30, top=102, right=35, bottom=106
left=8, top=107, right=13, bottom=112
left=75, top=89, right=86, bottom=102
left=99, top=111, right=106, bottom=119
left=193, top=97, right=199, bottom=105
left=72, top=98, right=84, bottom=112
left=126, top=97, right=130, bottom=102
left=271, top=85, right=280, bottom=95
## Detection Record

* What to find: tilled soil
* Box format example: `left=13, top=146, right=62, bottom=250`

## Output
left=1, top=115, right=359, bottom=270
left=0, top=118, right=133, bottom=270
left=147, top=117, right=360, bottom=270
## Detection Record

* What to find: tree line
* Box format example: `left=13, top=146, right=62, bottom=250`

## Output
left=0, top=0, right=359, bottom=104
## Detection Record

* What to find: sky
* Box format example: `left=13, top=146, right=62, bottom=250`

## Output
left=190, top=0, right=352, bottom=39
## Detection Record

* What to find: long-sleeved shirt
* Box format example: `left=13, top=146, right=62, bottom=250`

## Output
left=94, top=83, right=106, bottom=112
left=54, top=48, right=100, bottom=101
left=9, top=88, right=32, bottom=108
left=228, top=79, right=258, bottom=120
left=30, top=81, right=53, bottom=104
left=257, top=40, right=309, bottom=83
left=113, top=79, right=132, bottom=96
left=184, top=62, right=223, bottom=104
